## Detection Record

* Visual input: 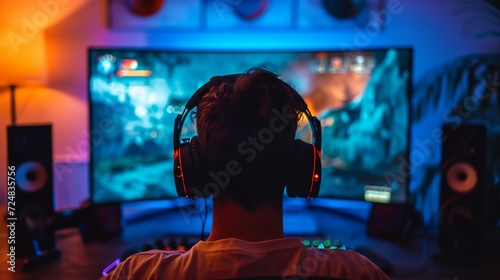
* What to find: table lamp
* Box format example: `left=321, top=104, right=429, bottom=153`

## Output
left=0, top=32, right=48, bottom=125
left=0, top=28, right=61, bottom=270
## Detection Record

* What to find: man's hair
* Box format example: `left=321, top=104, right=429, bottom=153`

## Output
left=194, top=69, right=303, bottom=209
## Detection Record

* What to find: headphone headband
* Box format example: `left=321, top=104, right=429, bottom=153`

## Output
left=175, top=74, right=321, bottom=149
left=173, top=72, right=322, bottom=198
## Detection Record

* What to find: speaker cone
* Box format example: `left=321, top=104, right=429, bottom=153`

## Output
left=16, top=161, right=48, bottom=193
left=446, top=162, right=477, bottom=193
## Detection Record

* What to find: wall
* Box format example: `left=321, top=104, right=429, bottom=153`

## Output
left=0, top=0, right=499, bottom=215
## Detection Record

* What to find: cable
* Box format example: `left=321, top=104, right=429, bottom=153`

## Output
left=200, top=198, right=209, bottom=241
left=191, top=198, right=209, bottom=241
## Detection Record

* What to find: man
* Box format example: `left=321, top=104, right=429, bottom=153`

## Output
left=102, top=69, right=390, bottom=279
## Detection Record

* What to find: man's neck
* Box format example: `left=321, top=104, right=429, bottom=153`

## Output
left=207, top=198, right=285, bottom=242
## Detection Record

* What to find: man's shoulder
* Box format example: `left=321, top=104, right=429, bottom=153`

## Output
left=119, top=249, right=187, bottom=266
left=131, top=249, right=186, bottom=259
left=303, top=247, right=372, bottom=262
left=101, top=250, right=188, bottom=279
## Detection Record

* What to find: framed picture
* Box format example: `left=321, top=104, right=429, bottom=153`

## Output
left=205, top=0, right=293, bottom=29
left=297, top=0, right=386, bottom=29
left=108, top=0, right=387, bottom=31
left=109, top=0, right=203, bottom=30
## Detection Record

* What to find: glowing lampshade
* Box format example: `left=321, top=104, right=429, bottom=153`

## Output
left=0, top=35, right=47, bottom=86
left=0, top=0, right=50, bottom=86
left=0, top=1, right=50, bottom=125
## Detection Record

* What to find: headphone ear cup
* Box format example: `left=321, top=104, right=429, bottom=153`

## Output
left=174, top=136, right=207, bottom=198
left=286, top=139, right=322, bottom=198
left=189, top=136, right=206, bottom=196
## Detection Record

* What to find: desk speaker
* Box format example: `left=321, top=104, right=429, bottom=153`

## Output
left=439, top=123, right=487, bottom=262
left=7, top=125, right=55, bottom=256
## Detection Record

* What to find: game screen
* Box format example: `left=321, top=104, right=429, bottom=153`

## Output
left=88, top=48, right=411, bottom=204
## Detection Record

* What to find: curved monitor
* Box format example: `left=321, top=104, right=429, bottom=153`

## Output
left=88, top=47, right=411, bottom=204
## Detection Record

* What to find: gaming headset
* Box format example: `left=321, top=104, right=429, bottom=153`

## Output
left=173, top=73, right=322, bottom=199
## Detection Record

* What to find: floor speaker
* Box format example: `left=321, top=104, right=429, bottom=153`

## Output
left=439, top=123, right=488, bottom=263
left=7, top=125, right=55, bottom=257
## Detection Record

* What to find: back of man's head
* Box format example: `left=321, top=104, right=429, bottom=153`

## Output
left=195, top=69, right=303, bottom=210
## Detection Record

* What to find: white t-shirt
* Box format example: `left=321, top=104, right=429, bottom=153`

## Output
left=101, top=237, right=390, bottom=280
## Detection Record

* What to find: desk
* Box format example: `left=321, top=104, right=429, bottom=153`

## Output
left=1, top=206, right=499, bottom=280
